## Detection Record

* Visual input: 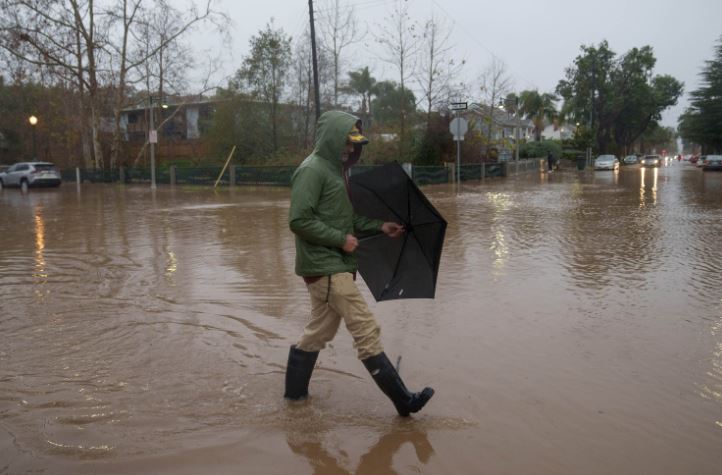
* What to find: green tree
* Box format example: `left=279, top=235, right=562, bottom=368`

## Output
left=207, top=88, right=300, bottom=164
left=347, top=66, right=376, bottom=121
left=519, top=140, right=562, bottom=160
left=519, top=89, right=558, bottom=141
left=370, top=80, right=416, bottom=127
left=678, top=37, right=722, bottom=153
left=232, top=21, right=291, bottom=153
left=639, top=124, right=677, bottom=154
left=610, top=48, right=682, bottom=155
left=556, top=41, right=682, bottom=156
left=414, top=112, right=454, bottom=166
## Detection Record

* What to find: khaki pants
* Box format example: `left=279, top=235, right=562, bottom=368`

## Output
left=296, top=273, right=383, bottom=360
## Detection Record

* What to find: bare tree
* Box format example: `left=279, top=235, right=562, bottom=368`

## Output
left=375, top=0, right=420, bottom=155
left=290, top=29, right=315, bottom=148
left=108, top=0, right=225, bottom=169
left=0, top=0, right=112, bottom=168
left=416, top=13, right=464, bottom=129
left=317, top=0, right=362, bottom=107
left=477, top=57, right=513, bottom=153
left=128, top=2, right=228, bottom=168
left=0, top=0, right=226, bottom=169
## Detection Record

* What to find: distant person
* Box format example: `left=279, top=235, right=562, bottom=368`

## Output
left=284, top=110, right=434, bottom=417
left=547, top=150, right=554, bottom=172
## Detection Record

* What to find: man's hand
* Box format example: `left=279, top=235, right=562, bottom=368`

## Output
left=381, top=222, right=405, bottom=239
left=343, top=234, right=359, bottom=253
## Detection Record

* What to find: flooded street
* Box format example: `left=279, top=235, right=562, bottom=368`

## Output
left=1, top=162, right=721, bottom=474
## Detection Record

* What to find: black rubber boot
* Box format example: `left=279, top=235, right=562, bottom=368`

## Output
left=284, top=345, right=319, bottom=400
left=362, top=352, right=434, bottom=417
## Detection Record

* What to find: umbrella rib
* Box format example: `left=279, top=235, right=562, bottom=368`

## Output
left=350, top=181, right=407, bottom=225
left=379, top=180, right=411, bottom=299
left=380, top=231, right=409, bottom=300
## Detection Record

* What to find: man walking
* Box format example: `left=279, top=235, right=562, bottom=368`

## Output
left=284, top=110, right=434, bottom=417
left=547, top=150, right=554, bottom=173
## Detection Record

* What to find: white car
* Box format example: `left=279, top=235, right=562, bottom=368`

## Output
left=594, top=154, right=619, bottom=170
left=641, top=155, right=662, bottom=167
left=0, top=162, right=62, bottom=192
left=701, top=155, right=722, bottom=171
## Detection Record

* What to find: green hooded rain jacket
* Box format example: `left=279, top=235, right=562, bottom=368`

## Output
left=289, top=111, right=382, bottom=277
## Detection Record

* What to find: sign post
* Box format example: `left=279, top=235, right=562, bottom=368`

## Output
left=449, top=113, right=468, bottom=184
left=449, top=102, right=468, bottom=184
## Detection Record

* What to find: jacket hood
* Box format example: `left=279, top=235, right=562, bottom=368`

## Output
left=313, top=111, right=360, bottom=164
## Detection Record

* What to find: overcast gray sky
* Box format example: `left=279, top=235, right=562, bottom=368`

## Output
left=191, top=0, right=722, bottom=128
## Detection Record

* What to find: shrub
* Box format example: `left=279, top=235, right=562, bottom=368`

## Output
left=520, top=140, right=562, bottom=159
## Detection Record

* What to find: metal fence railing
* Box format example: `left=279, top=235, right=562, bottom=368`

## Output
left=413, top=166, right=449, bottom=185
left=234, top=166, right=296, bottom=186
left=61, top=159, right=542, bottom=187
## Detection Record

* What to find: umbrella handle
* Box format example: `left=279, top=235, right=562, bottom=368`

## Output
left=358, top=225, right=410, bottom=243
left=358, top=232, right=385, bottom=243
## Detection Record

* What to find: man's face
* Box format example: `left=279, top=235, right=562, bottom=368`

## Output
left=341, top=142, right=355, bottom=162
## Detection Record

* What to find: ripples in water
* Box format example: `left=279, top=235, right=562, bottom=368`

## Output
left=1, top=168, right=722, bottom=472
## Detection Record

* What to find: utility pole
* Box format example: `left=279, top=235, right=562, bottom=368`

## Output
left=308, top=0, right=321, bottom=122
left=149, top=98, right=157, bottom=189
left=514, top=96, right=520, bottom=161
left=588, top=53, right=596, bottom=166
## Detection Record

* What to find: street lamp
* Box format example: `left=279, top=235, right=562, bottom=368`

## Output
left=28, top=115, right=38, bottom=160
left=148, top=95, right=167, bottom=189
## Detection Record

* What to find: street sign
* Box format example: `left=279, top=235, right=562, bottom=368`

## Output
left=450, top=102, right=467, bottom=111
left=449, top=117, right=468, bottom=141
left=149, top=130, right=158, bottom=144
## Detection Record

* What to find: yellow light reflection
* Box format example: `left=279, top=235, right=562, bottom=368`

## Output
left=34, top=206, right=47, bottom=280
left=491, top=229, right=508, bottom=271
left=486, top=192, right=512, bottom=272
left=639, top=167, right=658, bottom=208
left=165, top=249, right=177, bottom=278
left=702, top=307, right=722, bottom=428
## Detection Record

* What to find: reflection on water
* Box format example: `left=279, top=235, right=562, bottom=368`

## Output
left=704, top=313, right=722, bottom=428
left=487, top=192, right=512, bottom=273
left=1, top=164, right=722, bottom=473
left=33, top=205, right=47, bottom=281
left=639, top=166, right=659, bottom=207
left=287, top=424, right=433, bottom=474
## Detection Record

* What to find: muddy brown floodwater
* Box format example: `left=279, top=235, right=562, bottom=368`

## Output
left=1, top=162, right=721, bottom=474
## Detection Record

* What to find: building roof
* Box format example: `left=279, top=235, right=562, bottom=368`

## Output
left=467, top=103, right=534, bottom=128
left=121, top=96, right=217, bottom=113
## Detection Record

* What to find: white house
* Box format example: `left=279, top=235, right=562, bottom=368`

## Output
left=540, top=123, right=576, bottom=140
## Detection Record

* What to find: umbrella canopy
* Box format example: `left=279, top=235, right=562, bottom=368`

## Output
left=349, top=162, right=447, bottom=301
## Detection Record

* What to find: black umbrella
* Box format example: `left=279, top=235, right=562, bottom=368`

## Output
left=349, top=162, right=447, bottom=301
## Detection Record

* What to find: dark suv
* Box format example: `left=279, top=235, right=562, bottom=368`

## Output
left=0, top=162, right=62, bottom=192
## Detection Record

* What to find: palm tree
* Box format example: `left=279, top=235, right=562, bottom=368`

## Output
left=347, top=67, right=376, bottom=123
left=519, top=90, right=558, bottom=141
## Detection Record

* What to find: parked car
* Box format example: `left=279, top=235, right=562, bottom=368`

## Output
left=594, top=154, right=619, bottom=170
left=623, top=155, right=639, bottom=165
left=0, top=162, right=62, bottom=192
left=696, top=155, right=707, bottom=168
left=702, top=155, right=722, bottom=171
left=641, top=155, right=662, bottom=167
